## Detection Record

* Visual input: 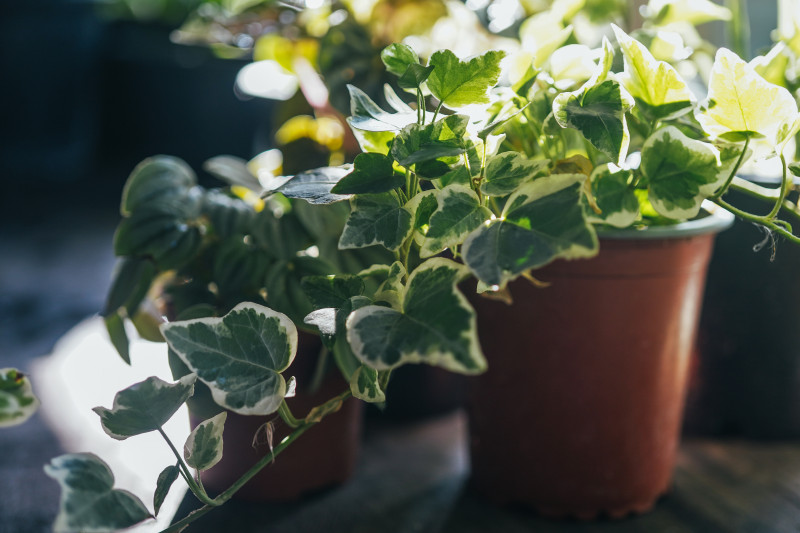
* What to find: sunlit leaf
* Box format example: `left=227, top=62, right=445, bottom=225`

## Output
left=348, top=85, right=417, bottom=132
left=480, top=152, right=550, bottom=196
left=339, top=193, right=413, bottom=251
left=420, top=185, right=492, bottom=258
left=426, top=49, right=505, bottom=108
left=331, top=153, right=404, bottom=194
left=585, top=164, right=640, bottom=227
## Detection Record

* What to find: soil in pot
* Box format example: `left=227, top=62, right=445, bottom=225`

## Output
left=467, top=230, right=721, bottom=519
left=172, top=333, right=363, bottom=502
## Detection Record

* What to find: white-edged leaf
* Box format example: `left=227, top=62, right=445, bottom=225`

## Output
left=45, top=453, right=153, bottom=532
left=338, top=193, right=413, bottom=251
left=641, top=126, right=721, bottom=219
left=93, top=375, right=196, bottom=440
left=697, top=48, right=799, bottom=145
left=646, top=0, right=732, bottom=25
left=0, top=368, right=39, bottom=427
left=612, top=24, right=695, bottom=119
left=348, top=85, right=417, bottom=132
left=480, top=152, right=550, bottom=196
left=349, top=365, right=386, bottom=403
left=346, top=258, right=486, bottom=374
left=160, top=302, right=297, bottom=416
left=184, top=412, right=227, bottom=471
left=420, top=185, right=492, bottom=258
left=585, top=164, right=640, bottom=227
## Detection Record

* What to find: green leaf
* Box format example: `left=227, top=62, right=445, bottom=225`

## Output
left=160, top=303, right=297, bottom=415
left=426, top=49, right=506, bottom=108
left=420, top=185, right=492, bottom=258
left=398, top=63, right=435, bottom=90
left=612, top=25, right=695, bottom=119
left=346, top=258, right=485, bottom=374
left=391, top=115, right=469, bottom=167
left=348, top=85, right=417, bottom=132
left=349, top=365, right=386, bottom=403
left=45, top=453, right=152, bottom=532
left=646, top=0, right=732, bottom=25
left=203, top=155, right=263, bottom=192
left=301, top=275, right=365, bottom=309
left=184, top=412, right=226, bottom=471
left=553, top=79, right=634, bottom=165
left=585, top=164, right=640, bottom=227
left=120, top=156, right=196, bottom=216
left=153, top=465, right=180, bottom=516
left=348, top=124, right=395, bottom=155
left=462, top=175, right=598, bottom=287
left=381, top=43, right=420, bottom=77
left=339, top=193, right=413, bottom=251
left=104, top=313, right=131, bottom=365
left=93, top=375, right=196, bottom=440
left=697, top=48, right=798, bottom=144
left=103, top=258, right=157, bottom=318
left=274, top=167, right=352, bottom=205
left=331, top=153, right=404, bottom=195
left=0, top=368, right=39, bottom=427
left=405, top=189, right=439, bottom=245
left=480, top=153, right=551, bottom=196
left=212, top=237, right=270, bottom=297
left=202, top=189, right=256, bottom=239
left=641, top=126, right=722, bottom=219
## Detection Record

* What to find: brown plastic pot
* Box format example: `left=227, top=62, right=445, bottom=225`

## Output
left=183, top=334, right=362, bottom=502
left=467, top=208, right=733, bottom=519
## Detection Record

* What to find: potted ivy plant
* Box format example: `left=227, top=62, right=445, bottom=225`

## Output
left=42, top=11, right=800, bottom=533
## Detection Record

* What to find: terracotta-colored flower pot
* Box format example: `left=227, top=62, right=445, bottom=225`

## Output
left=178, top=334, right=362, bottom=501
left=467, top=211, right=732, bottom=519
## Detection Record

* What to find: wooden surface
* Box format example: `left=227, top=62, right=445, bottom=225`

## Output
left=174, top=412, right=800, bottom=533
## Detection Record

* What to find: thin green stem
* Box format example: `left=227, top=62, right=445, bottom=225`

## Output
left=157, top=428, right=217, bottom=506
left=432, top=100, right=444, bottom=123
left=766, top=153, right=790, bottom=220
left=728, top=177, right=800, bottom=223
left=278, top=400, right=302, bottom=429
left=713, top=197, right=800, bottom=245
left=711, top=135, right=750, bottom=200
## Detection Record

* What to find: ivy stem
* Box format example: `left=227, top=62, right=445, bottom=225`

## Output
left=156, top=428, right=217, bottom=507
left=713, top=197, right=800, bottom=245
left=728, top=176, right=800, bottom=223
left=710, top=135, right=750, bottom=200
left=161, top=392, right=354, bottom=533
left=432, top=100, right=444, bottom=123
left=766, top=153, right=790, bottom=220
left=278, top=400, right=302, bottom=429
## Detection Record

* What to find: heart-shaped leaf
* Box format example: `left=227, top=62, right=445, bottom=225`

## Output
left=381, top=43, right=420, bottom=77
left=93, top=375, right=196, bottom=440
left=331, top=153, right=404, bottom=195
left=346, top=258, right=486, bottom=374
left=462, top=174, right=598, bottom=287
left=426, top=49, right=505, bottom=108
left=45, top=453, right=153, bottom=532
left=339, top=193, right=413, bottom=251
left=0, top=368, right=39, bottom=427
left=420, top=185, right=492, bottom=258
left=184, top=412, right=227, bottom=471
left=161, top=303, right=297, bottom=416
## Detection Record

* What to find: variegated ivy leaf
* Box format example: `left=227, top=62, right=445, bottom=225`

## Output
left=349, top=365, right=386, bottom=403
left=381, top=43, right=420, bottom=77
left=0, top=368, right=39, bottom=427
left=553, top=79, right=634, bottom=165
left=426, top=49, right=505, bottom=108
left=406, top=189, right=439, bottom=246
left=391, top=115, right=469, bottom=168
left=331, top=153, right=404, bottom=195
left=420, top=185, right=492, bottom=258
left=348, top=85, right=417, bottom=132
left=646, top=0, right=732, bottom=26
left=184, top=411, right=227, bottom=471
left=346, top=258, right=486, bottom=374
left=339, top=193, right=413, bottom=251
left=153, top=465, right=180, bottom=516
left=585, top=164, right=640, bottom=228
left=160, top=302, right=297, bottom=416
left=462, top=174, right=598, bottom=287
left=519, top=12, right=574, bottom=68
left=697, top=48, right=799, bottom=145
left=612, top=25, right=695, bottom=120
left=93, top=375, right=196, bottom=440
left=45, top=453, right=153, bottom=532
left=274, top=167, right=351, bottom=205
left=348, top=123, right=395, bottom=155
left=480, top=153, right=551, bottom=196
left=641, top=126, right=721, bottom=219
left=373, top=261, right=406, bottom=309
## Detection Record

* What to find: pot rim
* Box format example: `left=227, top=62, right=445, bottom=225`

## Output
left=598, top=201, right=734, bottom=240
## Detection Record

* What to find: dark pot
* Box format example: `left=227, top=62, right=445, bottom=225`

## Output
left=174, top=333, right=362, bottom=501
left=685, top=177, right=800, bottom=439
left=467, top=209, right=732, bottom=519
